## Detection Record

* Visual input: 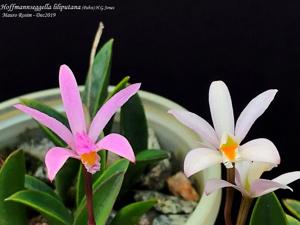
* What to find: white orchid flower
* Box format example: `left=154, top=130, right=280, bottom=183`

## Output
left=205, top=161, right=300, bottom=198
left=169, top=81, right=280, bottom=177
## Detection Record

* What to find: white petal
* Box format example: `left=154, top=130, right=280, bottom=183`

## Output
left=168, top=110, right=219, bottom=148
left=247, top=161, right=276, bottom=184
left=235, top=161, right=251, bottom=186
left=234, top=167, right=251, bottom=196
left=272, top=171, right=300, bottom=186
left=184, top=148, right=222, bottom=177
left=204, top=179, right=237, bottom=195
left=250, top=179, right=292, bottom=198
left=239, top=138, right=280, bottom=165
left=209, top=81, right=234, bottom=139
left=235, top=90, right=278, bottom=142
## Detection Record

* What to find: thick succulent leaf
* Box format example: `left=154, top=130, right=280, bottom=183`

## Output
left=120, top=92, right=148, bottom=190
left=110, top=200, right=156, bottom=225
left=6, top=190, right=73, bottom=225
left=250, top=192, right=287, bottom=225
left=55, top=159, right=79, bottom=204
left=120, top=92, right=148, bottom=153
left=25, top=175, right=60, bottom=200
left=93, top=159, right=129, bottom=188
left=104, top=76, right=130, bottom=135
left=74, top=159, right=129, bottom=225
left=75, top=165, right=85, bottom=207
left=84, top=39, right=113, bottom=117
left=136, top=149, right=169, bottom=163
left=20, top=98, right=68, bottom=146
left=286, top=215, right=300, bottom=225
left=0, top=150, right=27, bottom=225
left=283, top=199, right=300, bottom=220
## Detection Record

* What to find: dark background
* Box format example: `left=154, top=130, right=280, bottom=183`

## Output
left=0, top=0, right=299, bottom=224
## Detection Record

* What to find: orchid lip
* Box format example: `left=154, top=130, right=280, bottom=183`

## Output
left=219, top=133, right=240, bottom=168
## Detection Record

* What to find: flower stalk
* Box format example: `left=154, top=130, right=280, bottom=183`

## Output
left=83, top=167, right=96, bottom=225
left=236, top=196, right=253, bottom=225
left=224, top=167, right=235, bottom=225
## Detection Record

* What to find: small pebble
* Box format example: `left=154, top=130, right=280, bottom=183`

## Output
left=152, top=214, right=190, bottom=225
left=134, top=191, right=197, bottom=214
left=29, top=215, right=49, bottom=225
left=138, top=210, right=158, bottom=225
left=167, top=172, right=199, bottom=201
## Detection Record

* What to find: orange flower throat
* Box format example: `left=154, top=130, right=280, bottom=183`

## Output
left=80, top=151, right=98, bottom=166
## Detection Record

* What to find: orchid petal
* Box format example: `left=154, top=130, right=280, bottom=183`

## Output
left=235, top=90, right=278, bottom=142
left=250, top=179, right=292, bottom=198
left=168, top=110, right=219, bottom=148
left=89, top=83, right=141, bottom=142
left=45, top=147, right=79, bottom=181
left=235, top=161, right=276, bottom=186
left=234, top=167, right=251, bottom=196
left=205, top=179, right=237, bottom=195
left=97, top=133, right=135, bottom=162
left=239, top=138, right=280, bottom=165
left=184, top=148, right=222, bottom=177
left=235, top=161, right=251, bottom=186
left=247, top=161, right=276, bottom=184
left=209, top=81, right=234, bottom=139
left=14, top=104, right=74, bottom=148
left=59, top=65, right=86, bottom=134
left=272, top=171, right=300, bottom=186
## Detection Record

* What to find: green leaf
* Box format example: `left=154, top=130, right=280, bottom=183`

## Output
left=106, top=76, right=130, bottom=100
left=25, top=175, right=60, bottom=200
left=0, top=150, right=27, bottom=225
left=286, top=214, right=300, bottom=225
left=84, top=39, right=113, bottom=117
left=74, top=159, right=129, bottom=225
left=284, top=199, right=300, bottom=220
left=136, top=149, right=169, bottom=163
left=93, top=159, right=129, bottom=188
left=120, top=93, right=148, bottom=153
left=110, top=200, right=156, bottom=225
left=55, top=159, right=79, bottom=204
left=120, top=92, right=148, bottom=190
left=20, top=98, right=68, bottom=147
left=250, top=192, right=288, bottom=225
left=6, top=190, right=73, bottom=225
left=75, top=165, right=85, bottom=207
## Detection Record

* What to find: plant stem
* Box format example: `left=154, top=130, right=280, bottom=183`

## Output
left=83, top=167, right=96, bottom=225
left=224, top=167, right=235, bottom=225
left=236, top=197, right=253, bottom=225
left=89, top=22, right=104, bottom=70
left=0, top=157, right=3, bottom=166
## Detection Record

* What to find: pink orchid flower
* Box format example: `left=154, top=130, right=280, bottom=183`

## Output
left=169, top=81, right=280, bottom=177
left=15, top=65, right=140, bottom=181
left=205, top=161, right=300, bottom=198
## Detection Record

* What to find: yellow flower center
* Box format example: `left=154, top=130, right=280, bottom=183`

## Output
left=80, top=151, right=98, bottom=166
left=220, top=135, right=238, bottom=161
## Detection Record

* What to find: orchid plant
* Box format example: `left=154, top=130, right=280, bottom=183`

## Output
left=170, top=81, right=300, bottom=225
left=0, top=24, right=169, bottom=225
